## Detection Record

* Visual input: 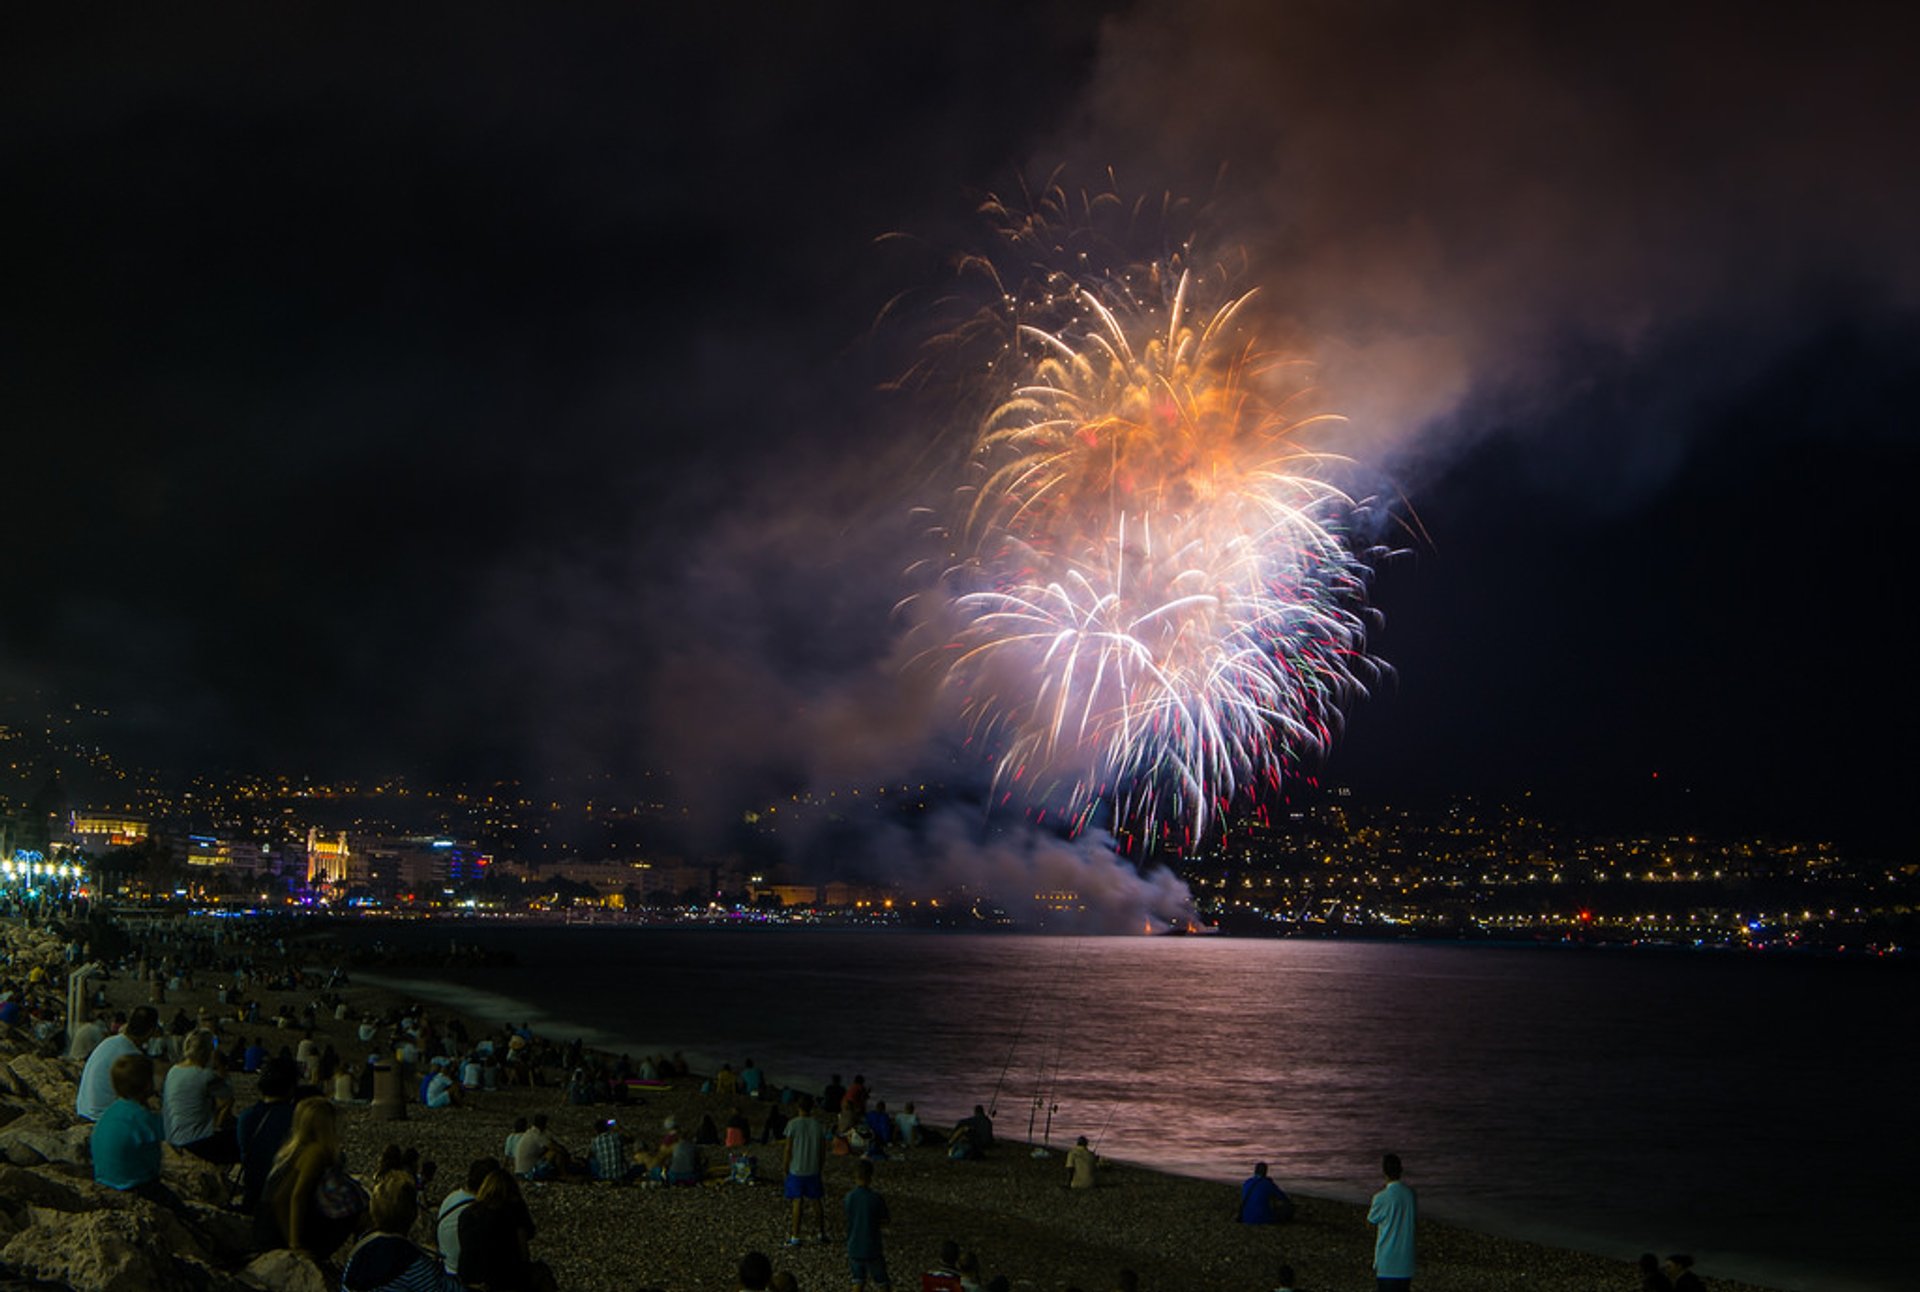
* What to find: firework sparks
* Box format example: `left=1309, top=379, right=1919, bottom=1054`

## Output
left=925, top=194, right=1382, bottom=848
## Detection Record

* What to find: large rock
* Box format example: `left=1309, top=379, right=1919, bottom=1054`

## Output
left=0, top=1161, right=104, bottom=1212
left=239, top=1248, right=330, bottom=1292
left=159, top=1143, right=229, bottom=1205
left=7, top=1053, right=80, bottom=1111
left=0, top=1203, right=207, bottom=1292
left=0, top=1110, right=88, bottom=1167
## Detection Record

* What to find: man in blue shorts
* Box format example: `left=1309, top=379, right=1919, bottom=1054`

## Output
left=844, top=1157, right=891, bottom=1291
left=783, top=1092, right=827, bottom=1245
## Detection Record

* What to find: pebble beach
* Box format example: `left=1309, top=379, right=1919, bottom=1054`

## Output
left=1, top=914, right=1785, bottom=1291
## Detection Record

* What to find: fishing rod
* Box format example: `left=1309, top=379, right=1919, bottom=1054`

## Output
left=1090, top=1098, right=1121, bottom=1155
left=988, top=992, right=1036, bottom=1118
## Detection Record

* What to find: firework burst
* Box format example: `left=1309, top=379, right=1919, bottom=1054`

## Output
left=919, top=187, right=1384, bottom=849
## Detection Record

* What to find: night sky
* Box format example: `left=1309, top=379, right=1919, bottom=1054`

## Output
left=6, top=2, right=1916, bottom=848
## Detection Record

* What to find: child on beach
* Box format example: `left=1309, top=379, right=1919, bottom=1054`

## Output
left=844, top=1157, right=891, bottom=1291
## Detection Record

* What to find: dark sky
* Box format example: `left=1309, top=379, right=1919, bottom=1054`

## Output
left=5, top=2, right=1916, bottom=848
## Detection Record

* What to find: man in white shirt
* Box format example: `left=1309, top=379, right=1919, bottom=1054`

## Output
left=436, top=1158, right=493, bottom=1274
left=76, top=1007, right=159, bottom=1121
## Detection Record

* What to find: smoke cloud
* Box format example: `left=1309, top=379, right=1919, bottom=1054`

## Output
left=876, top=810, right=1198, bottom=934
left=1064, top=0, right=1918, bottom=495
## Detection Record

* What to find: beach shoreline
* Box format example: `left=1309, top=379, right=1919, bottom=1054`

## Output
left=4, top=911, right=1796, bottom=1291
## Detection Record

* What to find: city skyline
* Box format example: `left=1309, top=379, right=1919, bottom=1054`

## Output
left=5, top=3, right=1916, bottom=853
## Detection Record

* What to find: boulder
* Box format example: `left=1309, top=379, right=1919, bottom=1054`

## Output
left=7, top=1053, right=80, bottom=1111
left=0, top=1111, right=87, bottom=1166
left=1, top=1202, right=207, bottom=1292
left=0, top=1161, right=102, bottom=1212
left=239, top=1248, right=330, bottom=1292
left=160, top=1143, right=230, bottom=1205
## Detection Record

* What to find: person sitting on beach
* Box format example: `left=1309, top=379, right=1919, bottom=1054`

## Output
left=504, top=1116, right=529, bottom=1166
left=240, top=1034, right=267, bottom=1073
left=339, top=1171, right=461, bottom=1292
left=923, top=1239, right=964, bottom=1292
left=668, top=1134, right=706, bottom=1185
left=566, top=1065, right=596, bottom=1105
left=1237, top=1162, right=1294, bottom=1223
left=783, top=1092, right=828, bottom=1245
left=1065, top=1135, right=1098, bottom=1190
left=75, top=1004, right=158, bottom=1121
left=437, top=1158, right=495, bottom=1276
left=736, top=1251, right=773, bottom=1291
left=91, top=1053, right=168, bottom=1199
left=255, top=1096, right=367, bottom=1261
left=715, top=1062, right=739, bottom=1097
left=1663, top=1254, right=1705, bottom=1292
left=164, top=1027, right=239, bottom=1163
left=425, top=1057, right=461, bottom=1108
left=893, top=1102, right=921, bottom=1147
left=844, top=1074, right=869, bottom=1116
left=238, top=1057, right=300, bottom=1213
left=962, top=1105, right=994, bottom=1150
left=726, top=1107, right=753, bottom=1149
left=589, top=1117, right=638, bottom=1183
left=1637, top=1253, right=1671, bottom=1291
left=863, top=1100, right=895, bottom=1157
left=740, top=1057, right=764, bottom=1098
left=948, top=1106, right=993, bottom=1161
left=458, top=1167, right=556, bottom=1292
left=67, top=1010, right=108, bottom=1063
left=513, top=1113, right=570, bottom=1180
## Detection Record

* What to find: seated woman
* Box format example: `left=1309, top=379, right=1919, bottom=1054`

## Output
left=458, top=1167, right=556, bottom=1292
left=339, top=1171, right=461, bottom=1292
left=163, top=1029, right=238, bottom=1163
left=254, top=1096, right=366, bottom=1261
left=667, top=1135, right=706, bottom=1185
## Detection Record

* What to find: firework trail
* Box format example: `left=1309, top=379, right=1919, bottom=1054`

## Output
left=920, top=184, right=1383, bottom=850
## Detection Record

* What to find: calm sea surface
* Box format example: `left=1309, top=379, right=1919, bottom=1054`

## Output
left=347, top=926, right=1914, bottom=1291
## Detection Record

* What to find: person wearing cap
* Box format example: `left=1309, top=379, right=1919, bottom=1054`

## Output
left=425, top=1056, right=461, bottom=1109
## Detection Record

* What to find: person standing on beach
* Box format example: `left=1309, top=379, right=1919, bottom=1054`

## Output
left=844, top=1157, right=891, bottom=1291
left=783, top=1093, right=828, bottom=1245
left=1367, top=1153, right=1417, bottom=1291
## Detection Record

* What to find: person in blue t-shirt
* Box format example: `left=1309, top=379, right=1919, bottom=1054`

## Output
left=1237, top=1161, right=1296, bottom=1223
left=1368, top=1152, right=1417, bottom=1290
left=844, top=1157, right=891, bottom=1290
left=92, top=1053, right=165, bottom=1196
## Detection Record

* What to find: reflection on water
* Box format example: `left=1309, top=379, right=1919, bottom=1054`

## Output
left=354, top=927, right=1913, bottom=1292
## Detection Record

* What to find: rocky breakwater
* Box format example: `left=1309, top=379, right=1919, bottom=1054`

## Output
left=0, top=923, right=323, bottom=1292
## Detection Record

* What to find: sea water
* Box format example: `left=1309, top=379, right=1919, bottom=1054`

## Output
left=346, top=925, right=1914, bottom=1291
